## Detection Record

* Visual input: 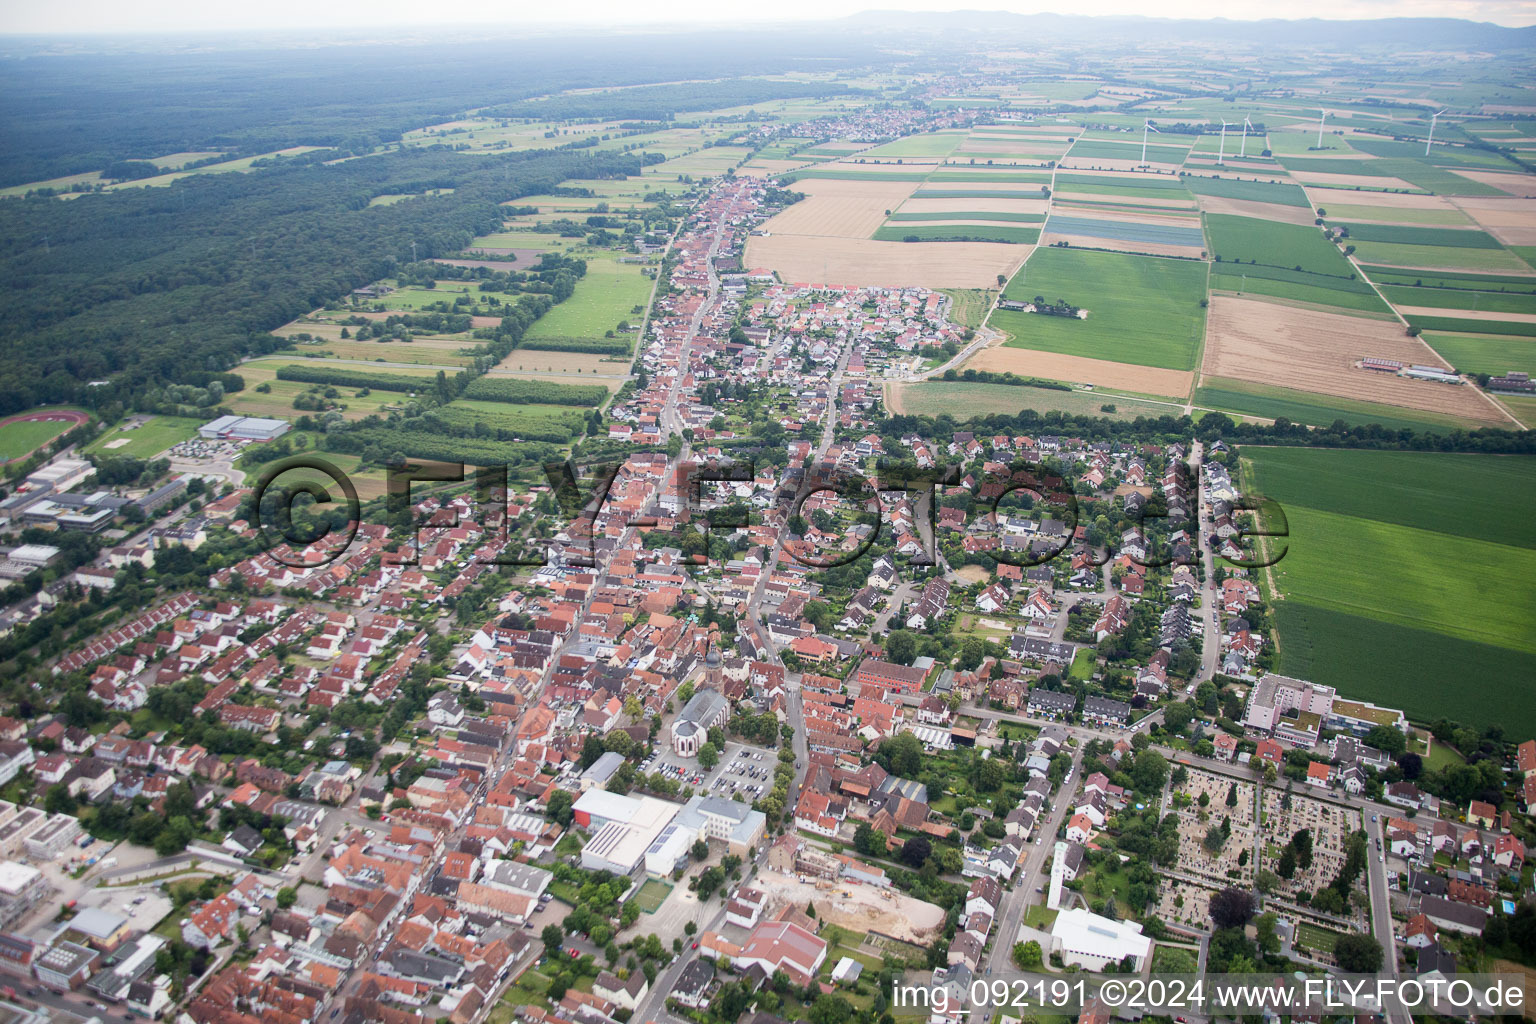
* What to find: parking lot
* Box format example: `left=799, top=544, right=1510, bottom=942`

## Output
left=641, top=740, right=776, bottom=800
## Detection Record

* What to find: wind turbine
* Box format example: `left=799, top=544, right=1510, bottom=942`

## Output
left=1239, top=116, right=1254, bottom=158
left=1315, top=109, right=1329, bottom=150
left=1216, top=120, right=1234, bottom=164
left=1141, top=120, right=1160, bottom=166
left=1425, top=109, right=1448, bottom=156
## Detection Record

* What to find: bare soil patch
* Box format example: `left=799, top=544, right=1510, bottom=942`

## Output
left=1201, top=295, right=1506, bottom=424
left=493, top=350, right=627, bottom=374
left=1393, top=307, right=1536, bottom=323
left=965, top=346, right=1194, bottom=397
left=750, top=869, right=945, bottom=945
left=745, top=235, right=1027, bottom=289
left=1194, top=195, right=1319, bottom=224
left=1287, top=170, right=1418, bottom=189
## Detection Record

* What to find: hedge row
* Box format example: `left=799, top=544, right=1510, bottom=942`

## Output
left=519, top=335, right=632, bottom=355
left=274, top=365, right=434, bottom=393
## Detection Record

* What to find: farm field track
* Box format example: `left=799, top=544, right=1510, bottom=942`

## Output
left=1201, top=295, right=1507, bottom=425
left=744, top=234, right=1027, bottom=289
left=1192, top=195, right=1319, bottom=224
left=886, top=380, right=1182, bottom=420
left=756, top=177, right=920, bottom=238
left=1244, top=447, right=1536, bottom=731
left=965, top=345, right=1194, bottom=397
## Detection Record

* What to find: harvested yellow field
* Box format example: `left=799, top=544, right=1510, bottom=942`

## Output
left=1393, top=307, right=1536, bottom=323
left=493, top=349, right=627, bottom=374
left=757, top=177, right=919, bottom=238
left=897, top=197, right=1050, bottom=215
left=1448, top=195, right=1536, bottom=245
left=1037, top=231, right=1203, bottom=259
left=966, top=345, right=1194, bottom=397
left=1201, top=295, right=1506, bottom=425
left=1448, top=170, right=1536, bottom=195
left=737, top=159, right=809, bottom=178
left=745, top=234, right=1028, bottom=289
left=1324, top=190, right=1462, bottom=211
left=1287, top=169, right=1418, bottom=189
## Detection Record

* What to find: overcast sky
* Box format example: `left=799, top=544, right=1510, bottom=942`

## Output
left=3, top=0, right=1533, bottom=35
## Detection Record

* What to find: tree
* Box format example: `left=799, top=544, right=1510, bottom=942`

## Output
left=1164, top=702, right=1195, bottom=734
left=1366, top=725, right=1406, bottom=755
left=901, top=836, right=932, bottom=867
left=1254, top=912, right=1281, bottom=956
left=275, top=888, right=297, bottom=910
left=1209, top=887, right=1256, bottom=930
left=877, top=732, right=923, bottom=778
left=1226, top=783, right=1238, bottom=807
left=1012, top=940, right=1043, bottom=968
left=885, top=630, right=917, bottom=666
left=691, top=839, right=709, bottom=861
left=1277, top=845, right=1297, bottom=879
left=1334, top=934, right=1384, bottom=973
left=546, top=789, right=575, bottom=828
left=698, top=742, right=719, bottom=771
left=854, top=823, right=887, bottom=858
left=542, top=924, right=565, bottom=953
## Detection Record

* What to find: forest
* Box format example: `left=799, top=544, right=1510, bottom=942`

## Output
left=0, top=146, right=638, bottom=415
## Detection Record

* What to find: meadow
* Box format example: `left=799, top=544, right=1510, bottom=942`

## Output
left=1209, top=267, right=1390, bottom=314
left=1378, top=285, right=1536, bottom=315
left=1348, top=240, right=1532, bottom=274
left=1403, top=315, right=1536, bottom=337
left=1205, top=214, right=1356, bottom=275
left=1341, top=224, right=1503, bottom=248
left=1067, top=140, right=1189, bottom=164
left=521, top=255, right=652, bottom=348
left=1424, top=333, right=1536, bottom=376
left=858, top=133, right=964, bottom=158
left=993, top=248, right=1208, bottom=371
left=84, top=416, right=203, bottom=459
left=1244, top=446, right=1536, bottom=732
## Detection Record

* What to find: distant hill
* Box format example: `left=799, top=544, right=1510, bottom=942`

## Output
left=838, top=9, right=1536, bottom=50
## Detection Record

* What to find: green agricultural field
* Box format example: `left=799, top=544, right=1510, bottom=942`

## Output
left=1425, top=333, right=1536, bottom=376
left=1183, top=175, right=1310, bottom=207
left=859, top=134, right=965, bottom=158
left=912, top=188, right=1049, bottom=199
left=1342, top=224, right=1502, bottom=249
left=1348, top=240, right=1531, bottom=274
left=0, top=416, right=78, bottom=460
left=873, top=224, right=1040, bottom=244
left=1322, top=204, right=1473, bottom=226
left=1056, top=173, right=1189, bottom=191
left=1244, top=447, right=1536, bottom=732
left=1403, top=314, right=1536, bottom=337
left=85, top=416, right=203, bottom=459
left=1194, top=378, right=1467, bottom=433
left=1364, top=159, right=1507, bottom=196
left=780, top=168, right=929, bottom=183
left=890, top=381, right=1180, bottom=422
left=993, top=248, right=1208, bottom=371
left=1361, top=266, right=1536, bottom=290
left=1379, top=285, right=1536, bottom=315
left=1067, top=140, right=1189, bottom=164
left=1264, top=133, right=1350, bottom=155
left=888, top=211, right=1045, bottom=223
left=1205, top=214, right=1354, bottom=275
left=1347, top=137, right=1526, bottom=170
left=523, top=255, right=652, bottom=348
left=1210, top=269, right=1391, bottom=314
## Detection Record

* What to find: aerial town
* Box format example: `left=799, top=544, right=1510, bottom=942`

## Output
left=0, top=17, right=1534, bottom=1024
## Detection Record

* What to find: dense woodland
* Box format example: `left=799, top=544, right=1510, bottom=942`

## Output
left=0, top=146, right=640, bottom=414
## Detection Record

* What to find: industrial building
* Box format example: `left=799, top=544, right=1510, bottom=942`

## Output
left=574, top=790, right=680, bottom=876
left=198, top=415, right=291, bottom=442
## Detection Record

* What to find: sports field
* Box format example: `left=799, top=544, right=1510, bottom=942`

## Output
left=991, top=248, right=1208, bottom=371
left=0, top=414, right=79, bottom=460
left=1244, top=446, right=1536, bottom=732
